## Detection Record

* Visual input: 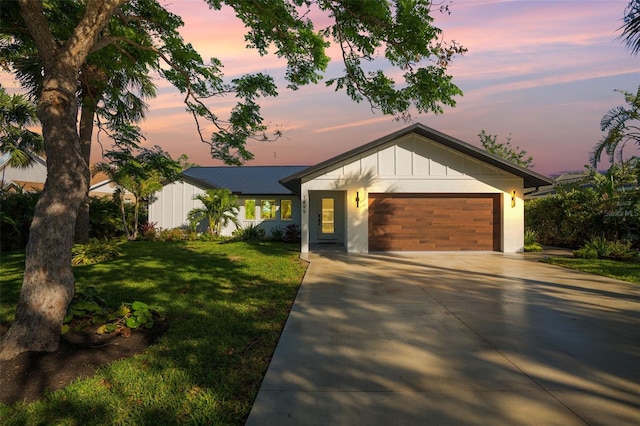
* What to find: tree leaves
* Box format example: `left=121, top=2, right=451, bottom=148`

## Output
left=478, top=130, right=534, bottom=168
left=0, top=85, right=44, bottom=168
left=591, top=85, right=640, bottom=167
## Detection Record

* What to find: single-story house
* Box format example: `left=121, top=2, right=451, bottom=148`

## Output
left=149, top=123, right=552, bottom=253
left=0, top=151, right=48, bottom=192
left=0, top=151, right=133, bottom=200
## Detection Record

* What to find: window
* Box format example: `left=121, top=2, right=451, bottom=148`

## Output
left=321, top=198, right=335, bottom=234
left=281, top=200, right=292, bottom=220
left=244, top=200, right=256, bottom=220
left=261, top=200, right=276, bottom=220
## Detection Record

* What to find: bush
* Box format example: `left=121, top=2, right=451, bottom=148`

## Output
left=198, top=232, right=216, bottom=242
left=573, top=237, right=637, bottom=260
left=72, top=239, right=122, bottom=265
left=157, top=227, right=187, bottom=241
left=607, top=240, right=638, bottom=260
left=524, top=228, right=539, bottom=245
left=0, top=189, right=40, bottom=251
left=233, top=223, right=265, bottom=241
left=270, top=226, right=284, bottom=241
left=523, top=228, right=542, bottom=252
left=138, top=221, right=157, bottom=240
left=573, top=247, right=598, bottom=259
left=89, top=196, right=128, bottom=240
left=526, top=188, right=603, bottom=248
left=585, top=236, right=612, bottom=258
left=283, top=223, right=301, bottom=243
left=524, top=243, right=543, bottom=252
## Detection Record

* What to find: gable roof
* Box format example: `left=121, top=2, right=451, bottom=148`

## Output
left=181, top=166, right=309, bottom=195
left=0, top=151, right=47, bottom=171
left=281, top=123, right=552, bottom=191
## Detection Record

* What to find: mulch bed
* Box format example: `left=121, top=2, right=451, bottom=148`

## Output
left=0, top=322, right=167, bottom=405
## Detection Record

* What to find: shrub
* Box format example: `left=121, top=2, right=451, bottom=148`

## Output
left=283, top=223, right=301, bottom=243
left=198, top=232, right=216, bottom=242
left=89, top=196, right=128, bottom=240
left=584, top=235, right=611, bottom=258
left=524, top=228, right=539, bottom=245
left=72, top=239, right=122, bottom=265
left=234, top=223, right=265, bottom=241
left=573, top=237, right=637, bottom=260
left=0, top=189, right=40, bottom=251
left=573, top=247, right=598, bottom=259
left=157, top=227, right=187, bottom=241
left=139, top=221, right=157, bottom=240
left=607, top=240, right=638, bottom=260
left=524, top=243, right=543, bottom=252
left=270, top=226, right=284, bottom=241
left=523, top=228, right=542, bottom=252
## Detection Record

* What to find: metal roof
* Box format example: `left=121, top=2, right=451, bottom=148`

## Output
left=281, top=123, right=553, bottom=191
left=181, top=166, right=309, bottom=195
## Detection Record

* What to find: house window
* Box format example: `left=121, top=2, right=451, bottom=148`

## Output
left=261, top=200, right=276, bottom=220
left=281, top=200, right=292, bottom=220
left=244, top=200, right=256, bottom=220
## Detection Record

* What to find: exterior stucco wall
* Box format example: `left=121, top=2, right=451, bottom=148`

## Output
left=300, top=134, right=525, bottom=253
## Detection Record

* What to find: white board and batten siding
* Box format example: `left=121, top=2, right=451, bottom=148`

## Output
left=148, top=180, right=205, bottom=230
left=300, top=133, right=525, bottom=253
left=148, top=180, right=300, bottom=237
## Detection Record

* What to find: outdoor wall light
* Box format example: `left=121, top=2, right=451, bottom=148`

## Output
left=355, top=191, right=360, bottom=208
left=511, top=190, right=516, bottom=208
left=302, top=196, right=307, bottom=213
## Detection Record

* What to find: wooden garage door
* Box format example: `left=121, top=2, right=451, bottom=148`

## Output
left=368, top=193, right=501, bottom=251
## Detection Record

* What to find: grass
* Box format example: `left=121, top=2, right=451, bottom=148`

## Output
left=0, top=240, right=307, bottom=425
left=542, top=256, right=640, bottom=284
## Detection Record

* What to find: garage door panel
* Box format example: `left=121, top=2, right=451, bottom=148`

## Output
left=368, top=193, right=501, bottom=251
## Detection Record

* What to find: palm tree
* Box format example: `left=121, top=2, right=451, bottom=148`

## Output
left=621, top=0, right=640, bottom=55
left=591, top=85, right=640, bottom=167
left=0, top=86, right=44, bottom=168
left=189, top=189, right=240, bottom=236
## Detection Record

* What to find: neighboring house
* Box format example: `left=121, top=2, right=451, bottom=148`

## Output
left=0, top=152, right=131, bottom=199
left=149, top=123, right=552, bottom=253
left=525, top=171, right=590, bottom=199
left=88, top=171, right=136, bottom=202
left=0, top=151, right=47, bottom=192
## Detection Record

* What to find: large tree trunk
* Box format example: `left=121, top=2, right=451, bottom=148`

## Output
left=0, top=66, right=86, bottom=360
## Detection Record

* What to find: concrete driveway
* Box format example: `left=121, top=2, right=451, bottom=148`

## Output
left=246, top=252, right=640, bottom=425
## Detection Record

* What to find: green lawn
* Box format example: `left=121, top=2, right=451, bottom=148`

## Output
left=542, top=256, right=640, bottom=284
left=0, top=240, right=307, bottom=425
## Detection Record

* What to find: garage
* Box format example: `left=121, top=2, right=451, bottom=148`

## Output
left=281, top=123, right=552, bottom=254
left=368, top=193, right=501, bottom=251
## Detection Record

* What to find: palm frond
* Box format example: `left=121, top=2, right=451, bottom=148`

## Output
left=621, top=0, right=640, bottom=55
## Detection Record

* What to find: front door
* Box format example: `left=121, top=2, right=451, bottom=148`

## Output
left=308, top=191, right=344, bottom=245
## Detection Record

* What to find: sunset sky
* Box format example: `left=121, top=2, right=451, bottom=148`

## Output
left=3, top=0, right=639, bottom=176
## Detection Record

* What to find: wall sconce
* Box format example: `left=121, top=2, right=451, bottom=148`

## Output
left=511, top=190, right=516, bottom=208
left=355, top=191, right=360, bottom=208
left=302, top=196, right=307, bottom=213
